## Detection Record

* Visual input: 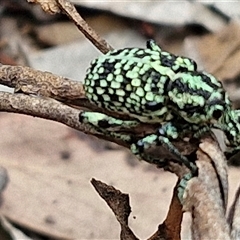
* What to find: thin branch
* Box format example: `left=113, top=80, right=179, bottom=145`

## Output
left=0, top=64, right=85, bottom=100
left=228, top=185, right=240, bottom=239
left=27, top=0, right=113, bottom=53
left=57, top=0, right=113, bottom=53
left=0, top=91, right=132, bottom=148
left=183, top=135, right=230, bottom=239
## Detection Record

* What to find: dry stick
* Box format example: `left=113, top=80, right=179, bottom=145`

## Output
left=0, top=92, right=84, bottom=129
left=184, top=136, right=230, bottom=239
left=56, top=0, right=113, bottom=53
left=0, top=91, right=134, bottom=148
left=28, top=0, right=113, bottom=53
left=228, top=186, right=240, bottom=239
left=0, top=65, right=85, bottom=99
left=27, top=0, right=60, bottom=13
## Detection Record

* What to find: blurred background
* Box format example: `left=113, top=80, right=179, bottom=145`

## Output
left=0, top=1, right=240, bottom=239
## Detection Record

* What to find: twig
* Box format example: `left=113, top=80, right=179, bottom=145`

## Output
left=183, top=135, right=230, bottom=239
left=0, top=91, right=133, bottom=148
left=57, top=0, right=113, bottom=53
left=0, top=65, right=85, bottom=99
left=27, top=0, right=113, bottom=53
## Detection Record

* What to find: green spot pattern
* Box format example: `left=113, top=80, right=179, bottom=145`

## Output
left=83, top=40, right=240, bottom=170
left=84, top=40, right=199, bottom=122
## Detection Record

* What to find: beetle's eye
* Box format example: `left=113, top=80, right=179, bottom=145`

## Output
left=212, top=109, right=222, bottom=120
